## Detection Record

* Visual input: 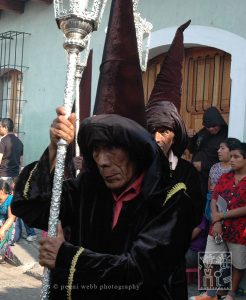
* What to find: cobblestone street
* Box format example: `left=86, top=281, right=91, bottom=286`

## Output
left=0, top=263, right=41, bottom=300
left=0, top=262, right=244, bottom=300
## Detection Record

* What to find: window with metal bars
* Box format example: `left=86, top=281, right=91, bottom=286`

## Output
left=0, top=31, right=30, bottom=137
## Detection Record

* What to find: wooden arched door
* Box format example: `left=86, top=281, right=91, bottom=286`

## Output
left=143, top=47, right=231, bottom=133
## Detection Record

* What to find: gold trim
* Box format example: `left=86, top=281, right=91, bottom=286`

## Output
left=23, top=163, right=38, bottom=200
left=67, top=247, right=85, bottom=300
left=163, top=182, right=186, bottom=207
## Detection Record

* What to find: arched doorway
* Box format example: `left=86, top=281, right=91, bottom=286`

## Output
left=146, top=25, right=246, bottom=141
left=143, top=46, right=231, bottom=134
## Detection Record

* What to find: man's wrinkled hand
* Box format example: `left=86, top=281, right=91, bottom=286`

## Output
left=193, top=161, right=202, bottom=172
left=50, top=106, right=76, bottom=149
left=39, top=223, right=65, bottom=269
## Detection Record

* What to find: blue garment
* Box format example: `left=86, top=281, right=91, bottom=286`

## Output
left=205, top=191, right=212, bottom=222
left=14, top=217, right=36, bottom=242
left=0, top=194, right=14, bottom=258
left=0, top=194, right=12, bottom=221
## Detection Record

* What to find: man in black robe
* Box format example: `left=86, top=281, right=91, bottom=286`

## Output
left=188, top=106, right=228, bottom=200
left=145, top=20, right=203, bottom=299
left=12, top=107, right=199, bottom=300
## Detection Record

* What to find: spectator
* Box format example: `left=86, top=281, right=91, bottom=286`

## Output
left=205, top=138, right=240, bottom=222
left=14, top=218, right=37, bottom=242
left=0, top=179, right=15, bottom=263
left=185, top=215, right=209, bottom=268
left=0, top=118, right=23, bottom=180
left=187, top=107, right=228, bottom=200
left=11, top=109, right=198, bottom=299
left=191, top=140, right=246, bottom=300
left=6, top=177, right=37, bottom=243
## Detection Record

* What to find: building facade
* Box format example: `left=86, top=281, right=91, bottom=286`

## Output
left=0, top=0, right=246, bottom=165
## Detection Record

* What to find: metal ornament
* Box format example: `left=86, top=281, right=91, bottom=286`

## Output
left=75, top=34, right=91, bottom=165
left=133, top=0, right=153, bottom=71
left=40, top=1, right=107, bottom=299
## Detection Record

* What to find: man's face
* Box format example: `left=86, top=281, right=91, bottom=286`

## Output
left=93, top=145, right=136, bottom=192
left=230, top=150, right=246, bottom=171
left=206, top=125, right=221, bottom=135
left=153, top=129, right=175, bottom=156
left=0, top=123, right=6, bottom=137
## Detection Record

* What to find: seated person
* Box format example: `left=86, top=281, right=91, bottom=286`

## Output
left=186, top=215, right=209, bottom=268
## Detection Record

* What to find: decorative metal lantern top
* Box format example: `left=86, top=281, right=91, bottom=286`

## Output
left=54, top=0, right=106, bottom=29
left=54, top=0, right=107, bottom=52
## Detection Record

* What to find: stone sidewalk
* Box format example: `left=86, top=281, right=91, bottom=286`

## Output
left=10, top=229, right=44, bottom=280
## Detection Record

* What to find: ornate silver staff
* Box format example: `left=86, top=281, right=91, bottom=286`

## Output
left=75, top=34, right=91, bottom=163
left=133, top=0, right=153, bottom=71
left=41, top=1, right=107, bottom=299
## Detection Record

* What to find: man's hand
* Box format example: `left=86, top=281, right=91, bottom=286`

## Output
left=48, top=106, right=76, bottom=170
left=39, top=223, right=65, bottom=269
left=73, top=156, right=83, bottom=171
left=50, top=106, right=76, bottom=149
left=0, top=229, right=5, bottom=240
left=212, top=221, right=222, bottom=237
left=211, top=211, right=223, bottom=224
left=187, top=128, right=196, bottom=138
left=193, top=161, right=202, bottom=172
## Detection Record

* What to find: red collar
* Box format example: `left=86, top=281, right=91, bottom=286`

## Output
left=111, top=172, right=145, bottom=228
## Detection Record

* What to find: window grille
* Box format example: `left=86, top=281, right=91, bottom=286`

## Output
left=0, top=31, right=30, bottom=137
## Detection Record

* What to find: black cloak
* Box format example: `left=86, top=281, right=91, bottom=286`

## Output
left=188, top=107, right=228, bottom=198
left=12, top=115, right=201, bottom=300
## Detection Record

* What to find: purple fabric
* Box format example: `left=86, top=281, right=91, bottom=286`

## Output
left=190, top=216, right=209, bottom=252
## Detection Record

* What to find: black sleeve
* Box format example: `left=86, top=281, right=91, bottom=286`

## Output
left=11, top=148, right=75, bottom=231
left=174, top=159, right=204, bottom=227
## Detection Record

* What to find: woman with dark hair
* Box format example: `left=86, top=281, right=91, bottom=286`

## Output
left=205, top=137, right=240, bottom=222
left=0, top=179, right=15, bottom=263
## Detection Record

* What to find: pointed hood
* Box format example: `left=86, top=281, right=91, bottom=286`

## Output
left=146, top=20, right=191, bottom=157
left=202, top=106, right=227, bottom=128
left=93, top=0, right=146, bottom=127
left=147, top=20, right=191, bottom=112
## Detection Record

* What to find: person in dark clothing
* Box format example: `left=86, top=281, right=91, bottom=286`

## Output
left=0, top=118, right=23, bottom=179
left=146, top=20, right=203, bottom=299
left=187, top=106, right=228, bottom=200
left=11, top=107, right=200, bottom=300
left=146, top=101, right=204, bottom=300
left=146, top=101, right=203, bottom=226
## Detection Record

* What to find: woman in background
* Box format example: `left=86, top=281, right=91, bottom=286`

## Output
left=0, top=179, right=15, bottom=263
left=205, top=138, right=240, bottom=222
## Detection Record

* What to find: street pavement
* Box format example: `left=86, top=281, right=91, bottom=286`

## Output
left=0, top=263, right=41, bottom=300
left=0, top=231, right=244, bottom=300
